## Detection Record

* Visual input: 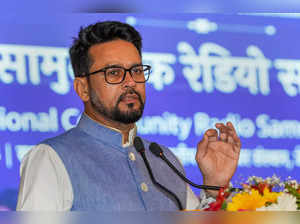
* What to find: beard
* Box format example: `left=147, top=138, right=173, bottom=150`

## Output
left=89, top=87, right=144, bottom=124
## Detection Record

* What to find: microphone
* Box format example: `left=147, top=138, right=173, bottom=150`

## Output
left=149, top=142, right=242, bottom=192
left=133, top=137, right=183, bottom=210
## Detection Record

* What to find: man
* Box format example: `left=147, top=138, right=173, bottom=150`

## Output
left=17, top=21, right=241, bottom=211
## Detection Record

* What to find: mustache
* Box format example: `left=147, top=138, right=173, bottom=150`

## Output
left=117, top=88, right=143, bottom=105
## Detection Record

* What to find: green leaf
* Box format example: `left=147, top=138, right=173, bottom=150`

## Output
left=221, top=202, right=228, bottom=210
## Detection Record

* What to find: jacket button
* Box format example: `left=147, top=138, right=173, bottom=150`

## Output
left=140, top=182, right=148, bottom=192
left=129, top=152, right=136, bottom=161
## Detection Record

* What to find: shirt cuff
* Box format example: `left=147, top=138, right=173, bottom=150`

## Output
left=197, top=190, right=216, bottom=210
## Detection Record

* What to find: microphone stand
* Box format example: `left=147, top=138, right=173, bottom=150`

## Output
left=134, top=137, right=183, bottom=210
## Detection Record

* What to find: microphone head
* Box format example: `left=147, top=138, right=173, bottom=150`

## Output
left=149, top=142, right=163, bottom=157
left=134, top=136, right=145, bottom=153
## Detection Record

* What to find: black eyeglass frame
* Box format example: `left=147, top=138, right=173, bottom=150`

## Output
left=83, top=64, right=152, bottom=84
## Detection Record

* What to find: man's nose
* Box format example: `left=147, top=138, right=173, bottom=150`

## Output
left=123, top=70, right=136, bottom=87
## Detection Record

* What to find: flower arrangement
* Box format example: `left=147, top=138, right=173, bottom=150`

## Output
left=205, top=175, right=300, bottom=211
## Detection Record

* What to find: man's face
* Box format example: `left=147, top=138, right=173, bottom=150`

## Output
left=87, top=39, right=146, bottom=124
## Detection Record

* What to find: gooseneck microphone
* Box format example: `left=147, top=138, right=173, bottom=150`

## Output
left=149, top=142, right=242, bottom=192
left=133, top=137, right=183, bottom=210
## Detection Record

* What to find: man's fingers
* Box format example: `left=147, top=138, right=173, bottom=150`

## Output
left=205, top=129, right=218, bottom=142
left=197, top=129, right=217, bottom=160
left=219, top=133, right=227, bottom=142
left=227, top=135, right=235, bottom=145
left=203, top=123, right=241, bottom=149
left=196, top=133, right=209, bottom=159
left=215, top=123, right=230, bottom=142
left=226, top=122, right=241, bottom=150
left=216, top=122, right=241, bottom=150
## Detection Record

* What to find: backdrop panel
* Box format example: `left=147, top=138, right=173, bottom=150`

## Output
left=1, top=13, right=300, bottom=210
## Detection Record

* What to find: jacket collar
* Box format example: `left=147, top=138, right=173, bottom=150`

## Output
left=77, top=113, right=137, bottom=151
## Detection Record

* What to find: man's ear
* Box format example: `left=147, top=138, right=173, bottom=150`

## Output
left=74, top=77, right=90, bottom=102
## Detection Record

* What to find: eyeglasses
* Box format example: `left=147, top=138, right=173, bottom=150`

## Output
left=85, top=64, right=151, bottom=84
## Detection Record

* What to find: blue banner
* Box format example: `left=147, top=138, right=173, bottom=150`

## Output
left=1, top=13, right=300, bottom=210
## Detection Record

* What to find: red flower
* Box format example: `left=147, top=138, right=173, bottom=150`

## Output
left=251, top=182, right=272, bottom=195
left=204, top=188, right=227, bottom=211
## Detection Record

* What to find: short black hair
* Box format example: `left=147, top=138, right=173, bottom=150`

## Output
left=69, top=21, right=142, bottom=77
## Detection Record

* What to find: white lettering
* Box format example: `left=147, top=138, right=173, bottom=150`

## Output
left=193, top=112, right=256, bottom=138
left=61, top=108, right=81, bottom=131
left=253, top=146, right=293, bottom=170
left=0, top=45, right=27, bottom=84
left=4, top=143, right=13, bottom=169
left=274, top=59, right=300, bottom=97
left=178, top=42, right=271, bottom=95
left=256, top=114, right=300, bottom=139
left=0, top=44, right=74, bottom=95
left=137, top=112, right=192, bottom=141
left=143, top=52, right=176, bottom=91
left=293, top=145, right=300, bottom=167
left=0, top=106, right=59, bottom=132
left=169, top=143, right=197, bottom=166
left=238, top=149, right=252, bottom=167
